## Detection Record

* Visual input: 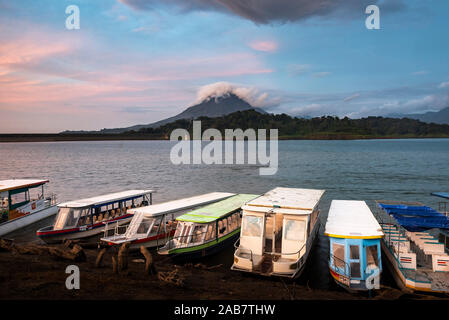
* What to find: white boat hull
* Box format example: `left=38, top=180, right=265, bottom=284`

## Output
left=0, top=205, right=58, bottom=237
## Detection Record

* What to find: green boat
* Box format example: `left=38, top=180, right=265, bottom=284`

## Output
left=158, top=194, right=259, bottom=260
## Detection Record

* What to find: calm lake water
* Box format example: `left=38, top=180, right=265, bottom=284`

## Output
left=1, top=139, right=449, bottom=290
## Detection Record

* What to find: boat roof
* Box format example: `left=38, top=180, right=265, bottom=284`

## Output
left=244, top=187, right=325, bottom=215
left=241, top=205, right=311, bottom=216
left=176, top=194, right=260, bottom=223
left=432, top=192, right=449, bottom=200
left=324, top=200, right=384, bottom=239
left=59, top=190, right=154, bottom=208
left=0, top=179, right=49, bottom=193
left=129, top=192, right=235, bottom=217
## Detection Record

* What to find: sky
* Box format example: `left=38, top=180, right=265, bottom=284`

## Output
left=1, top=0, right=449, bottom=133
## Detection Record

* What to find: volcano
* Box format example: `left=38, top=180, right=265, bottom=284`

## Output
left=95, top=93, right=267, bottom=134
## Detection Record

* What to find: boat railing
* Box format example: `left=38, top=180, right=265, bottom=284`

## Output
left=45, top=194, right=57, bottom=207
left=374, top=202, right=420, bottom=285
left=233, top=238, right=254, bottom=262
left=103, top=220, right=128, bottom=238
left=160, top=228, right=210, bottom=251
left=328, top=252, right=351, bottom=278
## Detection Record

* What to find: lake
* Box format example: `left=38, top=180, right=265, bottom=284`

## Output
left=1, top=139, right=448, bottom=290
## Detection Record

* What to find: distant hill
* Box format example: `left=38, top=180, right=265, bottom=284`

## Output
left=122, top=109, right=449, bottom=139
left=62, top=93, right=266, bottom=134
left=388, top=107, right=449, bottom=125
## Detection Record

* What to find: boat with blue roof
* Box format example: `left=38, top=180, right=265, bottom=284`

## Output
left=374, top=192, right=449, bottom=293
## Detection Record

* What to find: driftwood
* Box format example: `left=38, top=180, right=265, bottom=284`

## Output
left=193, top=263, right=223, bottom=270
left=0, top=238, right=85, bottom=261
left=140, top=246, right=157, bottom=275
left=112, top=256, right=118, bottom=274
left=117, top=242, right=130, bottom=272
left=95, top=248, right=107, bottom=268
left=0, top=239, right=14, bottom=251
left=48, top=244, right=86, bottom=262
left=157, top=269, right=184, bottom=287
left=62, top=239, right=80, bottom=248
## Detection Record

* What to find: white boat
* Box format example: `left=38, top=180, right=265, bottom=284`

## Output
left=0, top=179, right=58, bottom=237
left=100, top=192, right=235, bottom=250
left=231, top=187, right=325, bottom=278
left=324, top=200, right=384, bottom=291
left=36, top=189, right=153, bottom=244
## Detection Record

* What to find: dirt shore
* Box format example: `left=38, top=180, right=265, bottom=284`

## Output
left=1, top=242, right=446, bottom=301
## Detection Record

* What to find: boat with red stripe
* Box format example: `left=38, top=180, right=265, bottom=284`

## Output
left=36, top=189, right=154, bottom=244
left=100, top=192, right=234, bottom=250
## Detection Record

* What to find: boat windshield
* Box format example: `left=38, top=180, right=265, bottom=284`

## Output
left=241, top=215, right=263, bottom=237
left=284, top=220, right=306, bottom=242
left=54, top=207, right=88, bottom=230
left=136, top=217, right=156, bottom=236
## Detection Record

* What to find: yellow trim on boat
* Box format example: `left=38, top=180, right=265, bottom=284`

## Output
left=324, top=232, right=383, bottom=239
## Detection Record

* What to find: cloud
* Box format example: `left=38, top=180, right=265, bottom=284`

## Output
left=118, top=0, right=406, bottom=24
left=343, top=93, right=360, bottom=102
left=412, top=70, right=428, bottom=76
left=287, top=64, right=311, bottom=76
left=439, top=81, right=449, bottom=89
left=312, top=72, right=331, bottom=78
left=193, top=81, right=278, bottom=108
left=249, top=40, right=278, bottom=53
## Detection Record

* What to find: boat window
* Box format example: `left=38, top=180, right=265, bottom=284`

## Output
left=205, top=224, right=215, bottom=241
left=350, top=262, right=361, bottom=278
left=191, top=225, right=206, bottom=243
left=180, top=225, right=192, bottom=244
left=54, top=207, right=84, bottom=229
left=10, top=191, right=29, bottom=206
left=366, top=245, right=379, bottom=268
left=150, top=217, right=162, bottom=234
left=227, top=217, right=233, bottom=231
left=350, top=245, right=360, bottom=260
left=284, top=220, right=305, bottom=241
left=332, top=243, right=345, bottom=269
left=241, top=215, right=263, bottom=237
left=136, top=217, right=154, bottom=235
left=174, top=223, right=184, bottom=239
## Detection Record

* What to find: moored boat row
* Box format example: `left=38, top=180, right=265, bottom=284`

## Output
left=2, top=177, right=449, bottom=296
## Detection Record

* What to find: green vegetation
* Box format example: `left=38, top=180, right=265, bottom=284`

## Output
left=123, top=110, right=449, bottom=139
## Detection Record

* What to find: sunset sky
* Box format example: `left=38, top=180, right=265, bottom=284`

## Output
left=1, top=0, right=449, bottom=133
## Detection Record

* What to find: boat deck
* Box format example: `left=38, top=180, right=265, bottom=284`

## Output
left=380, top=222, right=449, bottom=293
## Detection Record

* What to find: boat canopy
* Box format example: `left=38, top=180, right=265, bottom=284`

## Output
left=59, top=190, right=154, bottom=208
left=129, top=192, right=235, bottom=217
left=176, top=194, right=259, bottom=223
left=378, top=202, right=449, bottom=232
left=432, top=192, right=449, bottom=200
left=0, top=179, right=49, bottom=193
left=325, top=200, right=383, bottom=239
left=244, top=187, right=325, bottom=214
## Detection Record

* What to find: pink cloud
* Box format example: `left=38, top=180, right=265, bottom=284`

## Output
left=249, top=40, right=278, bottom=53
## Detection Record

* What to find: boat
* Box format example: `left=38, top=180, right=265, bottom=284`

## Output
left=324, top=200, right=384, bottom=291
left=433, top=192, right=449, bottom=253
left=36, top=189, right=153, bottom=244
left=231, top=187, right=325, bottom=278
left=158, top=194, right=259, bottom=260
left=0, top=179, right=58, bottom=237
left=100, top=192, right=235, bottom=250
left=375, top=194, right=449, bottom=293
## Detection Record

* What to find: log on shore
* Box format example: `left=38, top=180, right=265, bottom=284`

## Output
left=140, top=246, right=157, bottom=275
left=117, top=242, right=130, bottom=272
